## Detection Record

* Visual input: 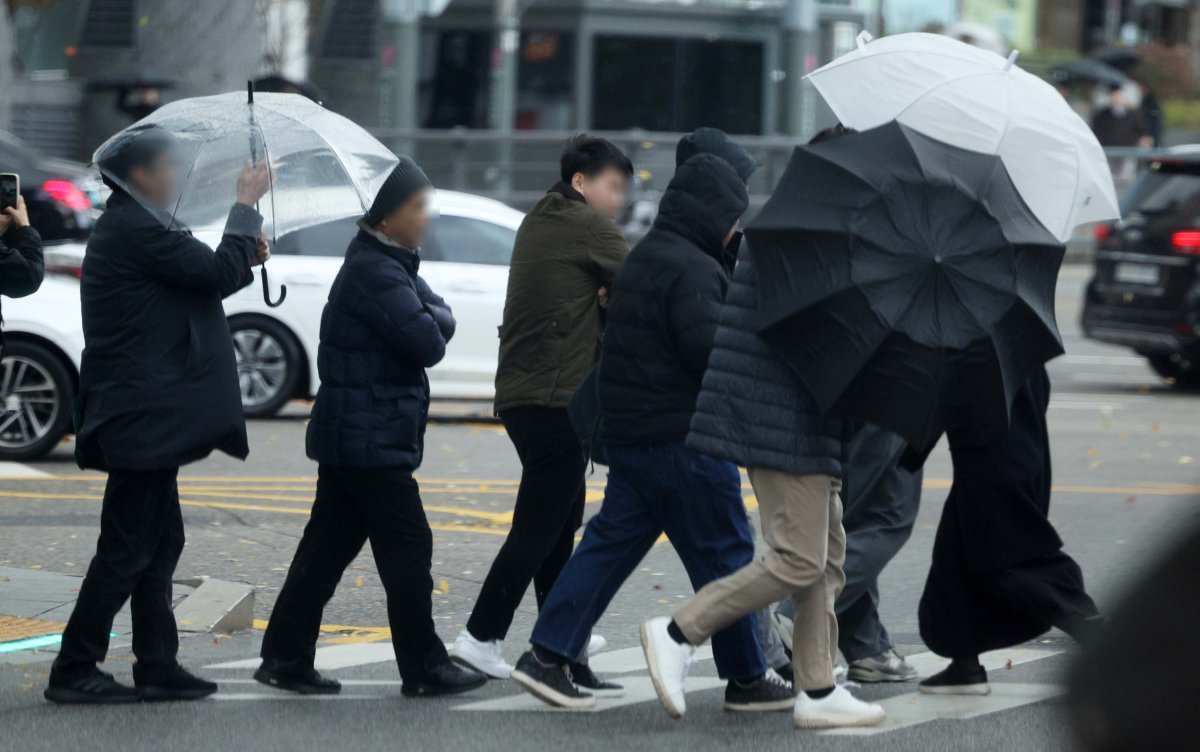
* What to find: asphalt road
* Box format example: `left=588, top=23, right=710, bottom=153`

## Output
left=1, top=263, right=1197, bottom=752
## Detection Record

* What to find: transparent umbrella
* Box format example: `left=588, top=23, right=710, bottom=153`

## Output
left=92, top=85, right=399, bottom=306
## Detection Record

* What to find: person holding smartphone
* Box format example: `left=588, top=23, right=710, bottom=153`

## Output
left=0, top=182, right=46, bottom=354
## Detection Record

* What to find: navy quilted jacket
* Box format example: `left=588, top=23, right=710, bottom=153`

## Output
left=306, top=229, right=455, bottom=469
left=686, top=252, right=844, bottom=476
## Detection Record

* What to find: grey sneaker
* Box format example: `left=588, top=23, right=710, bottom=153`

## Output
left=846, top=649, right=918, bottom=683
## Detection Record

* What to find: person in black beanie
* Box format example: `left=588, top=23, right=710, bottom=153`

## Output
left=255, top=157, right=486, bottom=698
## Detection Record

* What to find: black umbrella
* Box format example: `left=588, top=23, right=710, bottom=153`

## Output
left=747, top=121, right=1065, bottom=454
left=1052, top=58, right=1129, bottom=88
left=1093, top=48, right=1141, bottom=72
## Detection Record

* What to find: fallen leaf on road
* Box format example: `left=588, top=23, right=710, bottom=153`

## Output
left=1005, top=660, right=1012, bottom=670
left=1086, top=448, right=1099, bottom=458
left=1126, top=496, right=1136, bottom=505
left=1180, top=456, right=1194, bottom=465
left=1150, top=422, right=1161, bottom=432
left=354, top=576, right=364, bottom=588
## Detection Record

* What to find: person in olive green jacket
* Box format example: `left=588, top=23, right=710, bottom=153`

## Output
left=451, top=135, right=632, bottom=685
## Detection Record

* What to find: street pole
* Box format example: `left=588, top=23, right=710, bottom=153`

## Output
left=783, top=0, right=818, bottom=140
left=383, top=0, right=421, bottom=155
left=490, top=0, right=520, bottom=197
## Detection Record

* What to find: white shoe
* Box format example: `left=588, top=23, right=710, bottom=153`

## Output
left=771, top=610, right=795, bottom=653
left=586, top=634, right=608, bottom=657
left=449, top=630, right=514, bottom=679
left=793, top=685, right=886, bottom=729
left=640, top=617, right=696, bottom=719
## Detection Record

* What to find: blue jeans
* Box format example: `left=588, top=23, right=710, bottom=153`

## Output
left=530, top=442, right=767, bottom=680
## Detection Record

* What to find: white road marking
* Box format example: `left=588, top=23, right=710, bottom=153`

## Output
left=210, top=693, right=383, bottom=702
left=1056, top=354, right=1147, bottom=366
left=0, top=462, right=52, bottom=478
left=904, top=647, right=1061, bottom=678
left=206, top=642, right=402, bottom=670
left=821, top=683, right=1065, bottom=737
left=589, top=645, right=714, bottom=675
left=452, top=676, right=725, bottom=713
left=218, top=678, right=404, bottom=686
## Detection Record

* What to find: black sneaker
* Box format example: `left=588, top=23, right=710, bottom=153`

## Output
left=724, top=669, right=794, bottom=712
left=511, top=651, right=596, bottom=709
left=402, top=659, right=488, bottom=697
left=254, top=659, right=342, bottom=695
left=918, top=662, right=990, bottom=696
left=568, top=662, right=624, bottom=698
left=45, top=669, right=141, bottom=705
left=133, top=663, right=218, bottom=702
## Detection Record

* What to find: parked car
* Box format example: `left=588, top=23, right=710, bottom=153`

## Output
left=0, top=130, right=99, bottom=243
left=1082, top=149, right=1200, bottom=387
left=0, top=192, right=520, bottom=460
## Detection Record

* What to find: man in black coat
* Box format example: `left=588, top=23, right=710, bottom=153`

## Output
left=0, top=194, right=45, bottom=351
left=510, top=154, right=790, bottom=713
left=255, top=157, right=486, bottom=698
left=46, top=128, right=271, bottom=704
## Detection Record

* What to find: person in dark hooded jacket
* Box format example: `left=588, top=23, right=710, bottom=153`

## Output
left=509, top=154, right=790, bottom=713
left=46, top=127, right=271, bottom=704
left=255, top=157, right=486, bottom=699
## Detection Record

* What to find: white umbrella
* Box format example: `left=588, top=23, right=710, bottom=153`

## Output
left=807, top=32, right=1119, bottom=242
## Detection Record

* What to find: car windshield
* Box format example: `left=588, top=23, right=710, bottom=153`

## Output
left=272, top=213, right=516, bottom=265
left=1122, top=163, right=1200, bottom=216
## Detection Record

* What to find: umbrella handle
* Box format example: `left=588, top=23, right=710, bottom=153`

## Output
left=261, top=264, right=287, bottom=307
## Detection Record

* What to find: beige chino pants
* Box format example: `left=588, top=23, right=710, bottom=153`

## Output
left=671, top=468, right=846, bottom=691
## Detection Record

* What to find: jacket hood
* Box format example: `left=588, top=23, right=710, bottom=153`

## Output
left=654, top=154, right=749, bottom=260
left=675, top=128, right=758, bottom=182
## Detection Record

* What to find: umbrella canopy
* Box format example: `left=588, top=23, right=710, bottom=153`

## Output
left=1093, top=48, right=1141, bottom=71
left=92, top=90, right=397, bottom=241
left=1052, top=58, right=1129, bottom=88
left=807, top=32, right=1118, bottom=242
left=747, top=121, right=1065, bottom=453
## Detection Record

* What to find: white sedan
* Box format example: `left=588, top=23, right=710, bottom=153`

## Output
left=0, top=191, right=520, bottom=460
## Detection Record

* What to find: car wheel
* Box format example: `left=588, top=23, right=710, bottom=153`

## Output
left=229, top=315, right=304, bottom=418
left=0, top=340, right=74, bottom=461
left=1146, top=354, right=1200, bottom=388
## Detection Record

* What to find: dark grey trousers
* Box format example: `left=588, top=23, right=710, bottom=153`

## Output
left=776, top=424, right=922, bottom=663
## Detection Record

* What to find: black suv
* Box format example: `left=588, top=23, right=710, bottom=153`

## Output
left=1082, top=153, right=1200, bottom=387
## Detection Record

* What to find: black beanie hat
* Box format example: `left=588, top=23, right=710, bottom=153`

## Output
left=675, top=127, right=758, bottom=182
left=365, top=156, right=432, bottom=226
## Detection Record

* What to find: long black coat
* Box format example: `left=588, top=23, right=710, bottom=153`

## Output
left=0, top=224, right=45, bottom=346
left=686, top=252, right=844, bottom=477
left=74, top=191, right=260, bottom=471
left=305, top=228, right=454, bottom=470
left=599, top=154, right=747, bottom=446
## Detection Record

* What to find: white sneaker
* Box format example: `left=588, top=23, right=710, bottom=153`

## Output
left=449, top=630, right=514, bottom=679
left=793, top=685, right=886, bottom=729
left=640, top=617, right=696, bottom=719
left=586, top=634, right=608, bottom=657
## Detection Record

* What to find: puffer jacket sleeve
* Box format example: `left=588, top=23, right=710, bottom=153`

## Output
left=130, top=204, right=261, bottom=299
left=414, top=274, right=456, bottom=343
left=351, top=262, right=447, bottom=368
left=667, top=261, right=728, bottom=377
left=0, top=226, right=45, bottom=298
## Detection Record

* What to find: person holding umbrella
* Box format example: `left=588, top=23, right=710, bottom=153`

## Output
left=45, top=125, right=271, bottom=704
left=255, top=158, right=487, bottom=698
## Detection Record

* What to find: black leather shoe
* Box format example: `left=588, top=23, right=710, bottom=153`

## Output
left=402, top=660, right=487, bottom=697
left=254, top=659, right=342, bottom=695
left=44, top=669, right=141, bottom=704
left=134, top=663, right=218, bottom=701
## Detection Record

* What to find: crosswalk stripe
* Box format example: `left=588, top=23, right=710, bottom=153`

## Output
left=904, top=647, right=1061, bottom=678
left=209, top=693, right=384, bottom=702
left=206, top=642, right=401, bottom=670
left=452, top=676, right=726, bottom=713
left=0, top=462, right=51, bottom=478
left=821, top=683, right=1065, bottom=737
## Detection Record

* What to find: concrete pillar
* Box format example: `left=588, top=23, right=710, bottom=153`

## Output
left=783, top=0, right=818, bottom=140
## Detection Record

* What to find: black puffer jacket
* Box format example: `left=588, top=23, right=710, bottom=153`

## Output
left=599, top=154, right=747, bottom=446
left=687, top=248, right=845, bottom=477
left=306, top=227, right=454, bottom=469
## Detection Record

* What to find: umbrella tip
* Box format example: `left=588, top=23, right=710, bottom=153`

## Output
left=247, top=80, right=254, bottom=104
left=1004, top=49, right=1019, bottom=72
left=856, top=30, right=874, bottom=51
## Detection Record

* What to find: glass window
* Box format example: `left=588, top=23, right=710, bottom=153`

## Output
left=423, top=216, right=517, bottom=266
left=516, top=31, right=576, bottom=130
left=420, top=30, right=492, bottom=129
left=273, top=217, right=357, bottom=257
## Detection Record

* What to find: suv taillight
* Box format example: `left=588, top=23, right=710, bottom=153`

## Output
left=42, top=180, right=92, bottom=212
left=1094, top=224, right=1112, bottom=242
left=1171, top=230, right=1200, bottom=256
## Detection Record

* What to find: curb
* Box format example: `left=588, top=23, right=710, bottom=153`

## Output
left=173, top=578, right=255, bottom=635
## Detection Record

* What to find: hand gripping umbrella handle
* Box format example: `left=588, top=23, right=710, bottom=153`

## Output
left=261, top=263, right=287, bottom=307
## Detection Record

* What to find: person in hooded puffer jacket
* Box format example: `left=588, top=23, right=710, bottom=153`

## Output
left=508, top=154, right=791, bottom=714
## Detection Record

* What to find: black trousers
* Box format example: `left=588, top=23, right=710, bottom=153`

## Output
left=466, top=406, right=587, bottom=641
left=260, top=465, right=448, bottom=682
left=54, top=468, right=184, bottom=679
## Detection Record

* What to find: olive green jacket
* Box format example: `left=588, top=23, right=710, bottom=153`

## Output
left=494, top=185, right=630, bottom=412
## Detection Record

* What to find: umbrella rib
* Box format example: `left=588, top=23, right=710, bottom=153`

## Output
left=891, top=69, right=1009, bottom=154
left=169, top=105, right=251, bottom=224
left=251, top=103, right=374, bottom=213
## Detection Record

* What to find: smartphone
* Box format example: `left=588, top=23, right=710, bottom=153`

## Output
left=0, top=173, right=18, bottom=212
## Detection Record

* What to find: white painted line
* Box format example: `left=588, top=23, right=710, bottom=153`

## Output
left=1057, top=354, right=1148, bottom=366
left=1048, top=400, right=1122, bottom=411
left=206, top=642, right=400, bottom=670
left=218, top=678, right=404, bottom=686
left=452, top=676, right=725, bottom=713
left=0, top=462, right=52, bottom=478
left=589, top=645, right=714, bottom=675
left=904, top=647, right=1062, bottom=678
left=821, top=683, right=1065, bottom=736
left=210, top=693, right=383, bottom=702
